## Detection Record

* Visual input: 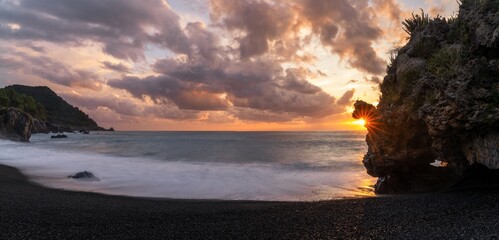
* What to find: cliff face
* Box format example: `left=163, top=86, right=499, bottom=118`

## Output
left=0, top=108, right=33, bottom=142
left=354, top=0, right=499, bottom=193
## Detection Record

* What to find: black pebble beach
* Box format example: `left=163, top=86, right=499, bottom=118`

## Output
left=1, top=164, right=499, bottom=239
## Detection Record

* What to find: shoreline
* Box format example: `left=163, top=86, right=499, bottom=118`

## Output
left=2, top=164, right=499, bottom=238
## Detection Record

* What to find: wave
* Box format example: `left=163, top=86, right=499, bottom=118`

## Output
left=0, top=139, right=374, bottom=201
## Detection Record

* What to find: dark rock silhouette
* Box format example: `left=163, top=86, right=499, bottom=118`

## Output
left=51, top=134, right=68, bottom=139
left=0, top=108, right=33, bottom=142
left=68, top=171, right=99, bottom=181
left=354, top=0, right=499, bottom=194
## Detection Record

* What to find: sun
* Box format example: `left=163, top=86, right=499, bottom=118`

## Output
left=352, top=119, right=366, bottom=126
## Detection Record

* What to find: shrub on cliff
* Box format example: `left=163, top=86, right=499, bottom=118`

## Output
left=402, top=9, right=430, bottom=37
left=428, top=46, right=463, bottom=78
left=0, top=88, right=47, bottom=120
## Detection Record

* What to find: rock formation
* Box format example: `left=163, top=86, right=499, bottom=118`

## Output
left=32, top=118, right=49, bottom=134
left=68, top=171, right=99, bottom=181
left=354, top=0, right=499, bottom=193
left=0, top=108, right=33, bottom=142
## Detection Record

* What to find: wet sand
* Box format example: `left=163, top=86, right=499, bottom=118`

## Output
left=1, top=163, right=499, bottom=239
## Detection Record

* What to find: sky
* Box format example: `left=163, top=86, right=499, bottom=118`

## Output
left=0, top=0, right=458, bottom=131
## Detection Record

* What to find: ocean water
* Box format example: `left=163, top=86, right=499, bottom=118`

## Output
left=0, top=131, right=375, bottom=201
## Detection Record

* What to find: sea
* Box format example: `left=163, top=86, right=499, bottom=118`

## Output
left=0, top=131, right=376, bottom=201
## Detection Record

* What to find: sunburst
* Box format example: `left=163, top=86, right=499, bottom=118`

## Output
left=352, top=118, right=367, bottom=127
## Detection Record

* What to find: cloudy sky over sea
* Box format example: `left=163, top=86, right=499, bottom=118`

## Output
left=0, top=0, right=458, bottom=130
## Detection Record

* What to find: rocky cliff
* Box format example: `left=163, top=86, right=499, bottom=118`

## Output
left=354, top=0, right=499, bottom=193
left=0, top=108, right=33, bottom=142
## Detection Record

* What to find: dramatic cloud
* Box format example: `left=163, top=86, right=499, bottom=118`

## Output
left=110, top=57, right=351, bottom=118
left=1, top=0, right=453, bottom=129
left=0, top=0, right=190, bottom=61
left=60, top=92, right=200, bottom=120
left=210, top=0, right=297, bottom=59
left=0, top=54, right=102, bottom=90
left=210, top=0, right=387, bottom=75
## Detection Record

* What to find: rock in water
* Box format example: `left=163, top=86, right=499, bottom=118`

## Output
left=0, top=108, right=33, bottom=142
left=68, top=171, right=99, bottom=181
left=51, top=134, right=68, bottom=139
left=79, top=129, right=90, bottom=134
left=354, top=0, right=499, bottom=194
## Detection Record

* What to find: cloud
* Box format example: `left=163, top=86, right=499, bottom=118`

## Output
left=101, top=61, right=131, bottom=73
left=300, top=0, right=386, bottom=75
left=209, top=0, right=387, bottom=75
left=231, top=108, right=295, bottom=123
left=210, top=0, right=297, bottom=59
left=372, top=0, right=402, bottom=23
left=0, top=0, right=191, bottom=61
left=60, top=92, right=201, bottom=120
left=336, top=89, right=356, bottom=106
left=24, top=44, right=45, bottom=53
left=110, top=54, right=354, bottom=120
left=0, top=54, right=102, bottom=90
left=366, top=76, right=382, bottom=84
left=279, top=68, right=322, bottom=94
left=0, top=0, right=412, bottom=125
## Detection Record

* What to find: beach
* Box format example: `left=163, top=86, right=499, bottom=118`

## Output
left=1, top=164, right=499, bottom=239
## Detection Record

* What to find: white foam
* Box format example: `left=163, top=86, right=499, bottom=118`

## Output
left=0, top=139, right=375, bottom=201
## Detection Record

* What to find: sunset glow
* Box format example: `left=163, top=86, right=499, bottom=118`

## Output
left=353, top=119, right=367, bottom=127
left=0, top=0, right=458, bottom=131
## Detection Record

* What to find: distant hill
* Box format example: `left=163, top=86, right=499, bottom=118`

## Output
left=2, top=85, right=105, bottom=132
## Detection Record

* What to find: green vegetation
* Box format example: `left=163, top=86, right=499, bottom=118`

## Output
left=5, top=85, right=100, bottom=129
left=386, top=47, right=401, bottom=74
left=402, top=9, right=430, bottom=37
left=0, top=88, right=47, bottom=120
left=428, top=46, right=462, bottom=78
left=446, top=16, right=471, bottom=46
left=380, top=85, right=401, bottom=103
left=412, top=38, right=438, bottom=59
left=0, top=85, right=102, bottom=130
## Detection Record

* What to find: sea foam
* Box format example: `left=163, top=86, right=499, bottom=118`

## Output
left=0, top=134, right=374, bottom=201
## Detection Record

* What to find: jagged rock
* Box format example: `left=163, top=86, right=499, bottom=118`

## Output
left=68, top=171, right=99, bottom=181
left=32, top=118, right=49, bottom=134
left=0, top=108, right=33, bottom=142
left=355, top=0, right=499, bottom=194
left=51, top=134, right=68, bottom=139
